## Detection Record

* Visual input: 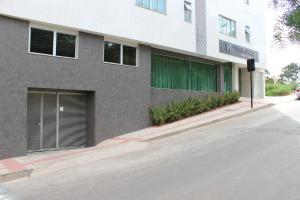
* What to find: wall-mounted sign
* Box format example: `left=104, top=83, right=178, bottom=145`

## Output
left=219, top=40, right=259, bottom=62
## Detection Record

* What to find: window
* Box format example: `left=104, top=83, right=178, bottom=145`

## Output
left=56, top=33, right=76, bottom=58
left=245, top=26, right=251, bottom=42
left=104, top=42, right=121, bottom=64
left=136, top=0, right=166, bottom=14
left=123, top=46, right=137, bottom=66
left=224, top=63, right=233, bottom=91
left=151, top=54, right=218, bottom=92
left=30, top=28, right=54, bottom=55
left=244, top=0, right=249, bottom=5
left=29, top=27, right=77, bottom=58
left=104, top=41, right=137, bottom=66
left=184, top=1, right=192, bottom=23
left=219, top=16, right=236, bottom=37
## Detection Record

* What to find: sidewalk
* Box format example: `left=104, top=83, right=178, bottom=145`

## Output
left=124, top=97, right=273, bottom=142
left=0, top=98, right=273, bottom=183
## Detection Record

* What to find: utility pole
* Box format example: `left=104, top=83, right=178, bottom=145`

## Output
left=247, top=59, right=255, bottom=109
left=250, top=70, right=253, bottom=109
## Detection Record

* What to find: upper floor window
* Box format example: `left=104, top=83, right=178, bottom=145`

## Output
left=104, top=41, right=138, bottom=67
left=136, top=0, right=167, bottom=14
left=29, top=27, right=77, bottom=58
left=244, top=0, right=249, bottom=5
left=219, top=16, right=236, bottom=37
left=245, top=26, right=251, bottom=42
left=184, top=1, right=192, bottom=23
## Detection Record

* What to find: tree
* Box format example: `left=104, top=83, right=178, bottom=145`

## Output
left=265, top=70, right=275, bottom=84
left=265, top=69, right=271, bottom=79
left=272, top=0, right=300, bottom=46
left=279, top=63, right=300, bottom=83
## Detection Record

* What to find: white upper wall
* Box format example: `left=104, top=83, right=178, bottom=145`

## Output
left=0, top=0, right=267, bottom=68
left=205, top=0, right=267, bottom=69
left=0, top=0, right=196, bottom=52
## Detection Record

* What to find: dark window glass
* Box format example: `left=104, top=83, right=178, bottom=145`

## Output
left=30, top=28, right=54, bottom=55
left=123, top=46, right=137, bottom=66
left=56, top=33, right=76, bottom=58
left=104, top=42, right=121, bottom=64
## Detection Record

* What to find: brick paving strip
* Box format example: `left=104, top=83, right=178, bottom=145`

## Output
left=0, top=138, right=138, bottom=183
left=1, top=137, right=140, bottom=170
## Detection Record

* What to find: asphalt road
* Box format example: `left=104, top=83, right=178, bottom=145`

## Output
left=2, top=96, right=300, bottom=200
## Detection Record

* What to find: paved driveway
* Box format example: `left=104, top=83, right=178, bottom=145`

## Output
left=2, top=96, right=300, bottom=200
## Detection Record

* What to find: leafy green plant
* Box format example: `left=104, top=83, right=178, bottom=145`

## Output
left=150, top=106, right=169, bottom=126
left=265, top=83, right=295, bottom=96
left=150, top=91, right=240, bottom=126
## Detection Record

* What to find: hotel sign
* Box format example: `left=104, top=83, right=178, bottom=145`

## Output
left=219, top=40, right=259, bottom=62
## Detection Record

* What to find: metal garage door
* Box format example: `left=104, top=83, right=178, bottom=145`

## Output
left=27, top=93, right=43, bottom=150
left=27, top=92, right=87, bottom=151
left=58, top=94, right=87, bottom=148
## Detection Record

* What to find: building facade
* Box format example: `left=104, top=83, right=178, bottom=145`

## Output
left=0, top=0, right=266, bottom=159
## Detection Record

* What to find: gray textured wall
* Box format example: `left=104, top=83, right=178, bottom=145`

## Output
left=0, top=16, right=152, bottom=159
left=0, top=15, right=227, bottom=159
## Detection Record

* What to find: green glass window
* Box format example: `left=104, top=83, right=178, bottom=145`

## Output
left=191, top=62, right=217, bottom=92
left=151, top=54, right=217, bottom=92
left=224, top=63, right=233, bottom=91
left=151, top=54, right=189, bottom=90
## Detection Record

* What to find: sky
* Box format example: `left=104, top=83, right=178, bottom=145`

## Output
left=266, top=5, right=300, bottom=77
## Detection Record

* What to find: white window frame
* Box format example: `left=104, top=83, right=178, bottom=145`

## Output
left=245, top=25, right=251, bottom=43
left=219, top=15, right=237, bottom=38
left=103, top=38, right=139, bottom=67
left=184, top=1, right=192, bottom=23
left=28, top=24, right=79, bottom=59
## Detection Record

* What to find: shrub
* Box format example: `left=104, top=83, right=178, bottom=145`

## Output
left=265, top=83, right=294, bottom=96
left=150, top=91, right=240, bottom=126
left=150, top=106, right=169, bottom=126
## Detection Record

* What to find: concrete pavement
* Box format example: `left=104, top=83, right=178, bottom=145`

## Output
left=2, top=95, right=300, bottom=200
left=0, top=97, right=272, bottom=183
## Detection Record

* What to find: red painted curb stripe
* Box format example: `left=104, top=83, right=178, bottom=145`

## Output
left=112, top=137, right=144, bottom=142
left=23, top=139, right=128, bottom=166
left=0, top=137, right=142, bottom=169
left=0, top=159, right=26, bottom=172
left=24, top=148, right=93, bottom=166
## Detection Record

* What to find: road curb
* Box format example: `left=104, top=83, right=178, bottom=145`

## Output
left=145, top=103, right=275, bottom=142
left=0, top=169, right=33, bottom=183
